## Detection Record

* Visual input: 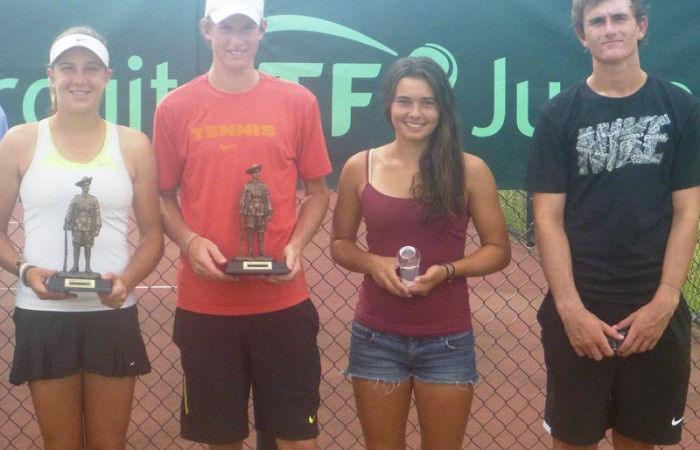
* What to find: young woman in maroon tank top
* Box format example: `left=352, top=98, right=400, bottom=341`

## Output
left=331, top=57, right=511, bottom=450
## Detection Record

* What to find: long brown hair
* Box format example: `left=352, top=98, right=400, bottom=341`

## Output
left=382, top=56, right=466, bottom=221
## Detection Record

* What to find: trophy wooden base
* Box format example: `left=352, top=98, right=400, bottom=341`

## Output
left=225, top=258, right=290, bottom=275
left=46, top=272, right=113, bottom=293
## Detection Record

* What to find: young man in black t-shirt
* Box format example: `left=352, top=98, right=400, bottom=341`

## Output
left=525, top=0, right=700, bottom=448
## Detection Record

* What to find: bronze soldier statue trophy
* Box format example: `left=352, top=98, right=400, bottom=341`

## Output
left=46, top=176, right=112, bottom=292
left=226, top=164, right=289, bottom=275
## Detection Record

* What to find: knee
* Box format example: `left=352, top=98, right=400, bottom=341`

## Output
left=42, top=434, right=84, bottom=450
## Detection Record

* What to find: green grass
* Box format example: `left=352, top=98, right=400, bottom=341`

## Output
left=499, top=190, right=531, bottom=244
left=686, top=241, right=700, bottom=314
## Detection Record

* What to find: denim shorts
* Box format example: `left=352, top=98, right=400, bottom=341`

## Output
left=345, top=321, right=479, bottom=385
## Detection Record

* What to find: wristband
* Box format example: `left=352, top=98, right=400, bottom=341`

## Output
left=15, top=258, right=25, bottom=276
left=18, top=263, right=36, bottom=287
left=184, top=232, right=200, bottom=256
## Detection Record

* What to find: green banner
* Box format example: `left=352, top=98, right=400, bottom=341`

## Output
left=1, top=0, right=698, bottom=188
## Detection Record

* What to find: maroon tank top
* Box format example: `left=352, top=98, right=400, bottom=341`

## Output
left=355, top=150, right=472, bottom=336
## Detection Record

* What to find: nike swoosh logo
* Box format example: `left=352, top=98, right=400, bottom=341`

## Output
left=308, top=415, right=316, bottom=424
left=220, top=143, right=240, bottom=151
left=672, top=417, right=683, bottom=426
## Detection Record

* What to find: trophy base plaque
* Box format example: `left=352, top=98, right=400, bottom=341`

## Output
left=225, top=258, right=290, bottom=275
left=46, top=272, right=113, bottom=293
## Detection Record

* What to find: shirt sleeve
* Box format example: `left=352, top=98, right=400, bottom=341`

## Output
left=524, top=108, right=571, bottom=194
left=671, top=100, right=700, bottom=191
left=152, top=100, right=183, bottom=191
left=296, top=94, right=332, bottom=181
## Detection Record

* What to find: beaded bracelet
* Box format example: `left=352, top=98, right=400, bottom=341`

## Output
left=441, top=263, right=456, bottom=283
left=441, top=263, right=450, bottom=281
left=445, top=262, right=456, bottom=282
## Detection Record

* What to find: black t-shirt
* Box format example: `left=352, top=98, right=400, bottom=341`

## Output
left=525, top=74, right=700, bottom=304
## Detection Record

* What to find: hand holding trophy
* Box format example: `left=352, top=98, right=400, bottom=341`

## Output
left=397, top=245, right=421, bottom=286
left=226, top=164, right=289, bottom=275
left=46, top=176, right=112, bottom=293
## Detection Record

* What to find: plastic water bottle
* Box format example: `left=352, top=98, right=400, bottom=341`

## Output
left=397, top=246, right=420, bottom=286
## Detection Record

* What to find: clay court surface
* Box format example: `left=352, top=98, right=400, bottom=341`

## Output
left=2, top=193, right=700, bottom=449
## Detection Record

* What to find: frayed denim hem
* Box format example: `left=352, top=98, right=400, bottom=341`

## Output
left=343, top=370, right=479, bottom=393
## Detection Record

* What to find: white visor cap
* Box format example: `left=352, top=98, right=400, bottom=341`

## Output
left=205, top=0, right=264, bottom=25
left=49, top=34, right=109, bottom=67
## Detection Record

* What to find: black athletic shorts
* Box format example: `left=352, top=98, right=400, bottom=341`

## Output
left=538, top=292, right=691, bottom=446
left=173, top=299, right=321, bottom=445
left=10, top=305, right=151, bottom=385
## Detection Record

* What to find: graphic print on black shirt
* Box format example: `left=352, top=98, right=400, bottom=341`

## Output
left=576, top=114, right=669, bottom=176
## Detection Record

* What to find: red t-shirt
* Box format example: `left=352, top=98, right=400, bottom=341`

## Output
left=153, top=72, right=331, bottom=315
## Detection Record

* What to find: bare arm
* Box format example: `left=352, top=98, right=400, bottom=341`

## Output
left=268, top=175, right=330, bottom=283
left=0, top=125, right=75, bottom=300
left=159, top=188, right=233, bottom=281
left=533, top=192, right=619, bottom=360
left=455, top=154, right=511, bottom=275
left=98, top=127, right=164, bottom=308
left=409, top=154, right=511, bottom=296
left=0, top=127, right=25, bottom=275
left=616, top=185, right=700, bottom=356
left=330, top=152, right=411, bottom=297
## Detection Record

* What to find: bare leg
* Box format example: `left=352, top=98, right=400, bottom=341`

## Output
left=275, top=438, right=317, bottom=450
left=553, top=438, right=598, bottom=450
left=353, top=377, right=413, bottom=450
left=29, top=373, right=84, bottom=450
left=413, top=379, right=473, bottom=450
left=255, top=431, right=316, bottom=450
left=611, top=429, right=654, bottom=450
left=82, top=372, right=136, bottom=449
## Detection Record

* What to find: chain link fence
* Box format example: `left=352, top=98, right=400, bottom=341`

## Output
left=1, top=190, right=699, bottom=449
